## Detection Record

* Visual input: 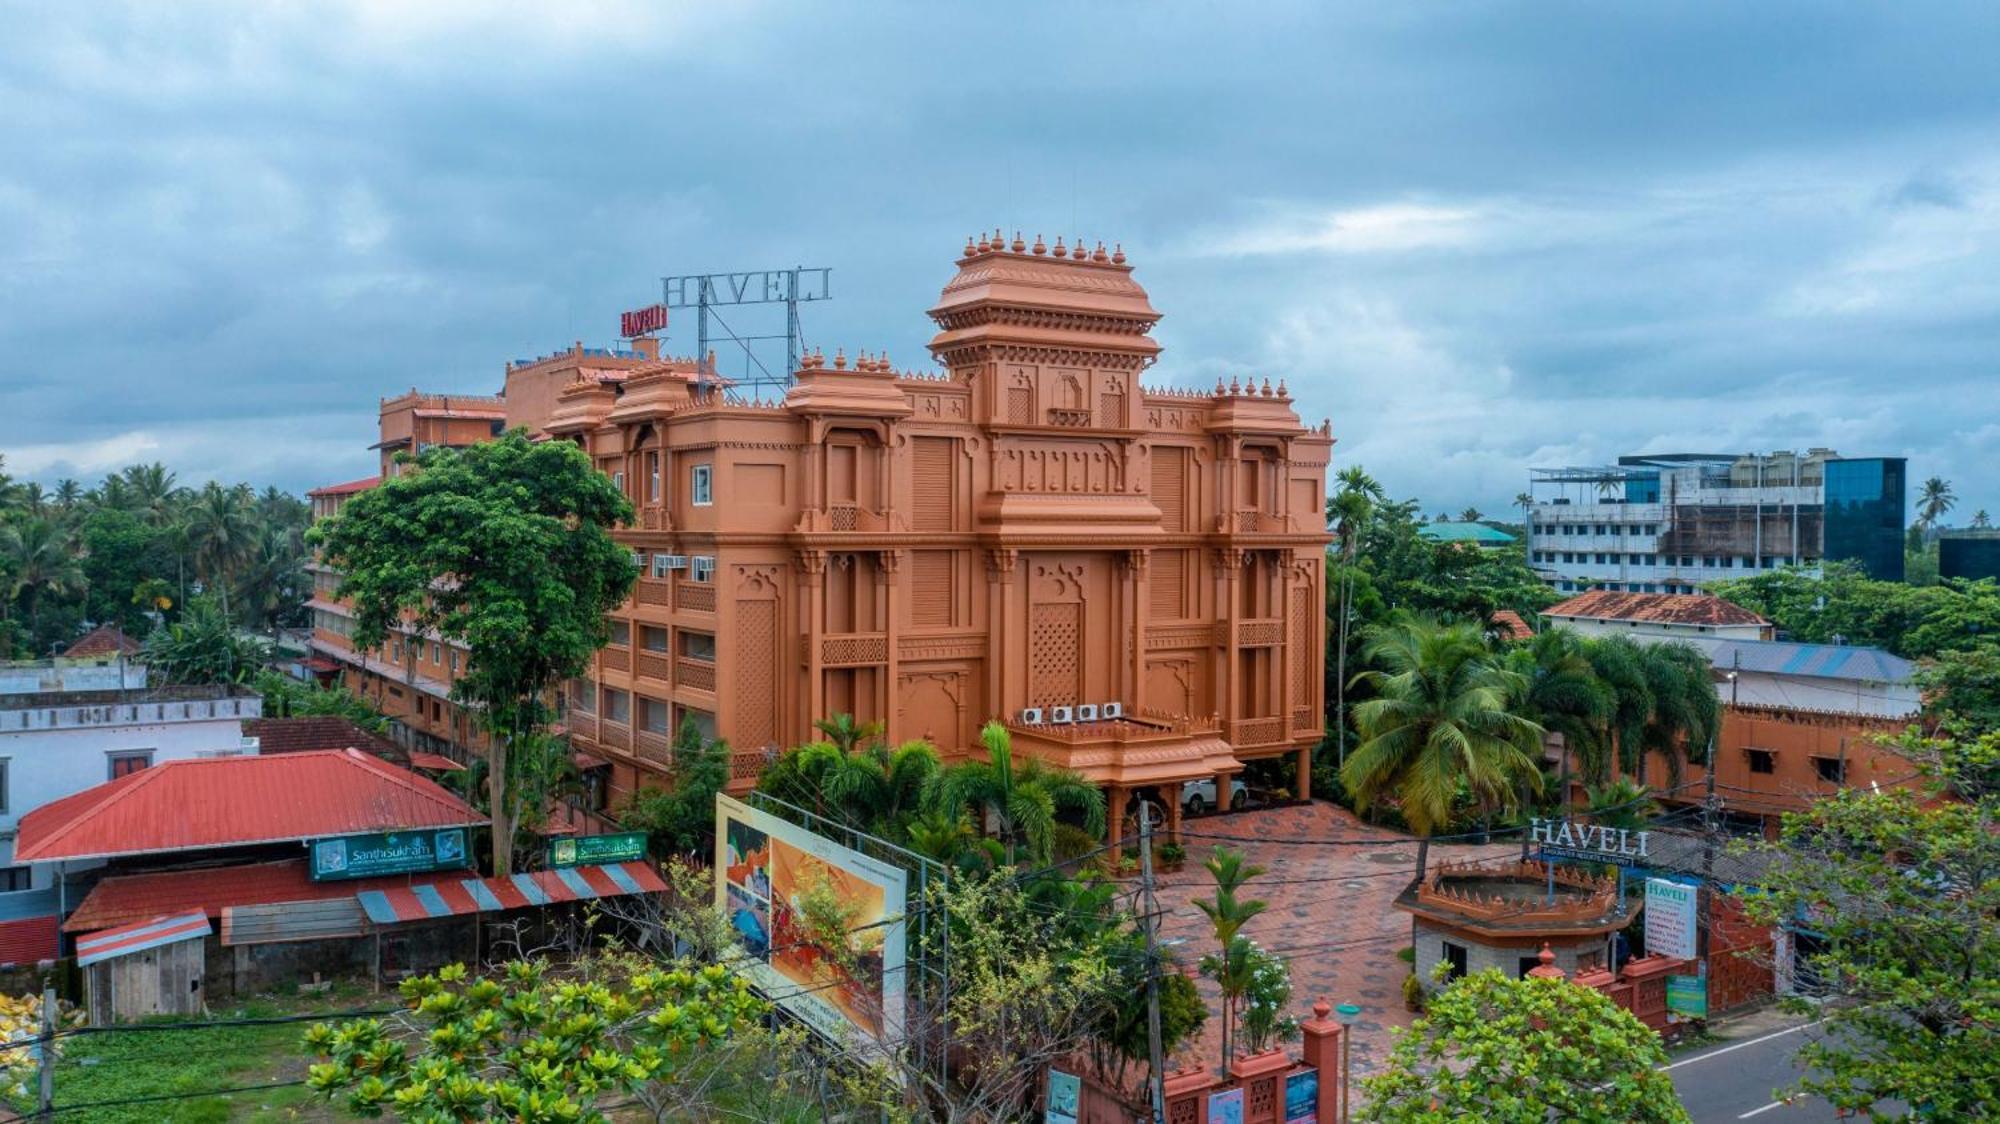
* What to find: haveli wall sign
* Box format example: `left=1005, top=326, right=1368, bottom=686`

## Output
left=1529, top=817, right=1651, bottom=867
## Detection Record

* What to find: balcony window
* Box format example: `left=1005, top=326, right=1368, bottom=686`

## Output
left=679, top=631, right=716, bottom=661
left=691, top=464, right=713, bottom=506
left=1746, top=748, right=1775, bottom=774
left=641, top=626, right=669, bottom=652
left=1812, top=756, right=1845, bottom=784
left=609, top=621, right=631, bottom=647
left=639, top=696, right=671, bottom=735
left=603, top=688, right=630, bottom=724
left=570, top=678, right=595, bottom=715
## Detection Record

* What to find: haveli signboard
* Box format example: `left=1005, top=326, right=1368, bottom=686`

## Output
left=1530, top=817, right=1651, bottom=866
left=548, top=831, right=647, bottom=868
left=309, top=828, right=470, bottom=882
left=713, top=793, right=908, bottom=1054
left=619, top=303, right=668, bottom=338
left=1645, top=877, right=1700, bottom=961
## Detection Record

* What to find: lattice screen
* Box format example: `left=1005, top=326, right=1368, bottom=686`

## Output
left=734, top=601, right=777, bottom=748
left=1029, top=602, right=1082, bottom=707
left=1150, top=549, right=1185, bottom=619
left=1152, top=448, right=1186, bottom=530
left=911, top=551, right=953, bottom=629
left=910, top=437, right=953, bottom=531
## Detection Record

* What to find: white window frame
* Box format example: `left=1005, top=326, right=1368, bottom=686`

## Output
left=691, top=464, right=713, bottom=506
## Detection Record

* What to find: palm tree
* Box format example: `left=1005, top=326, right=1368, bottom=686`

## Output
left=1340, top=617, right=1545, bottom=876
left=1458, top=506, right=1483, bottom=523
left=1974, top=510, right=1993, bottom=530
left=1583, top=778, right=1658, bottom=831
left=53, top=479, right=82, bottom=515
left=1, top=518, right=87, bottom=634
left=1503, top=629, right=1614, bottom=809
left=184, top=482, right=257, bottom=619
left=123, top=463, right=181, bottom=527
left=812, top=712, right=885, bottom=756
left=1328, top=467, right=1384, bottom=766
left=0, top=455, right=22, bottom=519
left=1917, top=476, right=1956, bottom=530
left=926, top=720, right=1106, bottom=865
left=1636, top=642, right=1720, bottom=789
left=1584, top=635, right=1653, bottom=783
left=1193, top=847, right=1268, bottom=1061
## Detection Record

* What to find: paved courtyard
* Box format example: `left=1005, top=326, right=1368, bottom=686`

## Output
left=1150, top=801, right=1517, bottom=1078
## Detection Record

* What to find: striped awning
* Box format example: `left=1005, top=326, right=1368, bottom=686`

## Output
left=77, top=912, right=212, bottom=967
left=355, top=861, right=665, bottom=925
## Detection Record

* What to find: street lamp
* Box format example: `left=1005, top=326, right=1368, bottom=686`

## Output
left=1334, top=1003, right=1362, bottom=1124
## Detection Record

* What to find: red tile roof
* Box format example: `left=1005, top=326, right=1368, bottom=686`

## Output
left=15, top=749, right=483, bottom=864
left=407, top=751, right=465, bottom=772
left=1489, top=610, right=1534, bottom=640
left=1543, top=590, right=1770, bottom=628
left=0, top=916, right=59, bottom=965
left=62, top=624, right=143, bottom=659
left=243, top=716, right=401, bottom=761
left=306, top=475, right=380, bottom=498
left=62, top=859, right=470, bottom=933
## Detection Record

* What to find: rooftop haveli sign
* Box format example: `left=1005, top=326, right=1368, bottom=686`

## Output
left=1530, top=817, right=1651, bottom=866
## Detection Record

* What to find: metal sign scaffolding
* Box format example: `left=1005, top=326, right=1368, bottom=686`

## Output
left=640, top=268, right=832, bottom=402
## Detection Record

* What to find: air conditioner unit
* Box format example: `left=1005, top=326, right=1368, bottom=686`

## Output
left=662, top=554, right=689, bottom=569
left=690, top=556, right=715, bottom=582
left=1019, top=707, right=1045, bottom=726
left=629, top=550, right=644, bottom=569
left=1051, top=706, right=1074, bottom=724
left=1076, top=704, right=1100, bottom=722
left=1102, top=701, right=1124, bottom=720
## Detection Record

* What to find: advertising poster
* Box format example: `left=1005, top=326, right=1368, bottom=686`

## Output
left=1666, top=974, right=1708, bottom=1019
left=1208, top=1086, right=1245, bottom=1124
left=1284, top=1069, right=1319, bottom=1123
left=1645, top=877, right=1700, bottom=961
left=714, top=793, right=908, bottom=1052
left=309, top=828, right=470, bottom=881
left=548, top=831, right=647, bottom=868
left=1045, top=1068, right=1081, bottom=1124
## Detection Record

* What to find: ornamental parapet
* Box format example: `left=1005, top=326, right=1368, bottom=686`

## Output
left=1400, top=859, right=1625, bottom=935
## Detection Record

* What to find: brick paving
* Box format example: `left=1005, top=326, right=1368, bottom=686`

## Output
left=1148, top=801, right=1517, bottom=1078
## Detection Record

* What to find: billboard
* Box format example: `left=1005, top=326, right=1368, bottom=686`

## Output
left=1645, top=877, right=1699, bottom=961
left=548, top=831, right=647, bottom=868
left=309, top=828, right=470, bottom=881
left=714, top=793, right=908, bottom=1051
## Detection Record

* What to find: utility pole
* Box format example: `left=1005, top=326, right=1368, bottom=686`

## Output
left=37, top=983, right=55, bottom=1116
left=1139, top=803, right=1166, bottom=1124
left=1697, top=731, right=1721, bottom=1023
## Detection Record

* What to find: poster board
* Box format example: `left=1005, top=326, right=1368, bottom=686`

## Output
left=548, top=831, right=647, bottom=867
left=1645, top=877, right=1699, bottom=961
left=309, top=828, right=470, bottom=881
left=1666, top=974, right=1708, bottom=1019
left=714, top=793, right=908, bottom=1052
left=1284, top=1069, right=1320, bottom=1123
left=1209, top=1086, right=1245, bottom=1124
left=1045, top=1068, right=1081, bottom=1124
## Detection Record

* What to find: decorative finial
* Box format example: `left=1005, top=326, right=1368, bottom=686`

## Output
left=1229, top=376, right=1241, bottom=394
left=833, top=347, right=847, bottom=369
left=1313, top=999, right=1331, bottom=1020
left=1092, top=241, right=1107, bottom=262
left=976, top=233, right=990, bottom=253
left=1262, top=377, right=1273, bottom=397
left=1112, top=242, right=1125, bottom=264
left=1032, top=233, right=1047, bottom=255
left=963, top=235, right=975, bottom=257
left=1215, top=376, right=1226, bottom=394
left=1071, top=238, right=1088, bottom=260
left=1011, top=231, right=1025, bottom=252
left=1052, top=235, right=1065, bottom=256
left=1277, top=377, right=1288, bottom=398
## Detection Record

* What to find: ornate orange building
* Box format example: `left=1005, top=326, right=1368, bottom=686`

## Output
left=311, top=235, right=1334, bottom=842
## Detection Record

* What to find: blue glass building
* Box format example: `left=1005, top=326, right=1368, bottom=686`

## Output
left=1823, top=458, right=1906, bottom=582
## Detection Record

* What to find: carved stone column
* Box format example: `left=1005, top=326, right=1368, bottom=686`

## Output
left=880, top=549, right=904, bottom=741
left=985, top=548, right=1018, bottom=720
left=1124, top=549, right=1149, bottom=712
left=798, top=549, right=827, bottom=737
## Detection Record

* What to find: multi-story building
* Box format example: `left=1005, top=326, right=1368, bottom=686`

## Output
left=1940, top=529, right=2000, bottom=581
left=1525, top=450, right=1907, bottom=594
left=309, top=236, right=1334, bottom=843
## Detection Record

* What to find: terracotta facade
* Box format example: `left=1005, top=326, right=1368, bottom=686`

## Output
left=310, top=237, right=1334, bottom=833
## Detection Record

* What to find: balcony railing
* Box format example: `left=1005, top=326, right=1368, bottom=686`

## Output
left=820, top=633, right=888, bottom=667
left=677, top=582, right=716, bottom=613
left=1236, top=619, right=1283, bottom=647
left=600, top=648, right=629, bottom=673
left=1226, top=716, right=1287, bottom=748
left=676, top=657, right=717, bottom=693
left=635, top=579, right=671, bottom=607
left=636, top=729, right=672, bottom=762
left=798, top=504, right=890, bottom=532
left=635, top=652, right=671, bottom=682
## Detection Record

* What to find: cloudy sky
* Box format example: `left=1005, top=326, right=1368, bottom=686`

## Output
left=3, top=2, right=1996, bottom=518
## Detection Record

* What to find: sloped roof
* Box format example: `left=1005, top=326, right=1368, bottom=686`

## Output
left=62, top=858, right=471, bottom=933
left=15, top=749, right=482, bottom=864
left=62, top=624, right=142, bottom=659
left=1417, top=521, right=1517, bottom=544
left=1544, top=590, right=1769, bottom=628
left=1676, top=637, right=1915, bottom=684
left=305, top=476, right=380, bottom=498
left=242, top=716, right=401, bottom=761
left=1489, top=610, right=1534, bottom=640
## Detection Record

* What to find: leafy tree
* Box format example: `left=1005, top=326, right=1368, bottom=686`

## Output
left=309, top=432, right=635, bottom=875
left=1341, top=617, right=1545, bottom=873
left=926, top=720, right=1104, bottom=865
left=1741, top=730, right=2000, bottom=1120
left=255, top=669, right=389, bottom=733
left=79, top=508, right=173, bottom=634
left=1974, top=509, right=1993, bottom=530
left=1, top=517, right=86, bottom=645
left=1583, top=778, right=1657, bottom=831
left=1457, top=506, right=1482, bottom=523
left=621, top=719, right=731, bottom=858
left=1708, top=563, right=2000, bottom=659
left=185, top=481, right=258, bottom=618
left=143, top=594, right=267, bottom=684
left=304, top=957, right=772, bottom=1122
left=903, top=809, right=1003, bottom=877
left=1088, top=937, right=1207, bottom=1087
left=754, top=718, right=940, bottom=840
left=1236, top=939, right=1298, bottom=1055
left=1917, top=645, right=2000, bottom=732
left=1360, top=969, right=1689, bottom=1123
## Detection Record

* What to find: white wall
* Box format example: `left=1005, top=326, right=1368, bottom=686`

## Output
left=1726, top=672, right=1920, bottom=720
left=1548, top=618, right=1770, bottom=643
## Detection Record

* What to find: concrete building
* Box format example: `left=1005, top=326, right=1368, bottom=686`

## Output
left=1526, top=450, right=1907, bottom=594
left=1940, top=529, right=2000, bottom=581
left=308, top=235, right=1334, bottom=842
left=1416, top=521, right=1516, bottom=548
left=1541, top=590, right=1774, bottom=642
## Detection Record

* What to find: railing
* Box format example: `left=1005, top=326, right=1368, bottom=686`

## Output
left=730, top=747, right=775, bottom=784
left=1224, top=511, right=1290, bottom=533
left=1415, top=860, right=1618, bottom=923
left=1047, top=408, right=1091, bottom=427
left=637, top=507, right=671, bottom=531
left=600, top=648, right=629, bottom=673
left=820, top=634, right=888, bottom=667
left=635, top=730, right=672, bottom=762
left=635, top=652, right=671, bottom=681
left=677, top=582, right=716, bottom=613
left=1237, top=619, right=1283, bottom=647
left=1227, top=716, right=1286, bottom=748
left=635, top=579, right=671, bottom=607
left=676, top=657, right=717, bottom=693
left=802, top=504, right=889, bottom=532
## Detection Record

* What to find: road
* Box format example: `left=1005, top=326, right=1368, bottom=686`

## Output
left=1662, top=1016, right=1894, bottom=1122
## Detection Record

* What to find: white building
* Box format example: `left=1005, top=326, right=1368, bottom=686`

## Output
left=0, top=682, right=262, bottom=894
left=1541, top=590, right=1774, bottom=643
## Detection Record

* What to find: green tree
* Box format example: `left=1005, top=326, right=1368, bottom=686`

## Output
left=0, top=517, right=86, bottom=645
left=1503, top=628, right=1613, bottom=802
left=1917, top=645, right=2000, bottom=732
left=621, top=719, right=731, bottom=858
left=926, top=720, right=1105, bottom=865
left=1359, top=969, right=1689, bottom=1123
left=304, top=957, right=771, bottom=1122
left=1341, top=617, right=1545, bottom=874
left=1192, top=846, right=1268, bottom=1061
left=1741, top=730, right=2000, bottom=1120
left=1974, top=509, right=1993, bottom=529
left=755, top=718, right=940, bottom=840
left=144, top=594, right=267, bottom=684
left=1088, top=936, right=1207, bottom=1088
left=254, top=669, right=389, bottom=733
left=79, top=508, right=174, bottom=634
left=1708, top=563, right=2000, bottom=659
left=1635, top=640, right=1720, bottom=787
left=1582, top=778, right=1657, bottom=831
left=185, top=481, right=258, bottom=619
left=1328, top=466, right=1385, bottom=764
left=1458, top=506, right=1482, bottom=523
left=309, top=432, right=635, bottom=876
left=1917, top=475, right=1956, bottom=529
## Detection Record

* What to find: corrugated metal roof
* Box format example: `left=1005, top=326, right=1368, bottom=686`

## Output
left=305, top=475, right=380, bottom=498
left=16, top=749, right=483, bottom=864
left=1544, top=590, right=1770, bottom=628
left=64, top=859, right=473, bottom=933
left=1679, top=637, right=1914, bottom=684
left=222, top=899, right=368, bottom=946
left=1417, top=521, right=1517, bottom=544
left=357, top=861, right=666, bottom=925
left=0, top=916, right=59, bottom=966
left=77, top=912, right=211, bottom=967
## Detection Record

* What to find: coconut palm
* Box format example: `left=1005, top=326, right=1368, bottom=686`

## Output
left=1, top=518, right=87, bottom=632
left=52, top=479, right=82, bottom=515
left=1329, top=466, right=1384, bottom=764
left=1583, top=778, right=1658, bottom=831
left=926, top=720, right=1106, bottom=865
left=812, top=712, right=885, bottom=756
left=1917, top=476, right=1956, bottom=530
left=1584, top=635, right=1653, bottom=782
left=1340, top=617, right=1546, bottom=875
left=1503, top=629, right=1614, bottom=807
left=1974, top=510, right=1993, bottom=530
left=1635, top=641, right=1720, bottom=788
left=184, top=481, right=257, bottom=618
left=1458, top=506, right=1483, bottom=523
left=123, top=462, right=181, bottom=527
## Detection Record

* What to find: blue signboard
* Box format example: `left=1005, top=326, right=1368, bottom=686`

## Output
left=1284, top=1069, right=1320, bottom=1123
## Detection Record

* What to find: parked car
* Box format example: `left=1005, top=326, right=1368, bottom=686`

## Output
left=1181, top=776, right=1248, bottom=815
